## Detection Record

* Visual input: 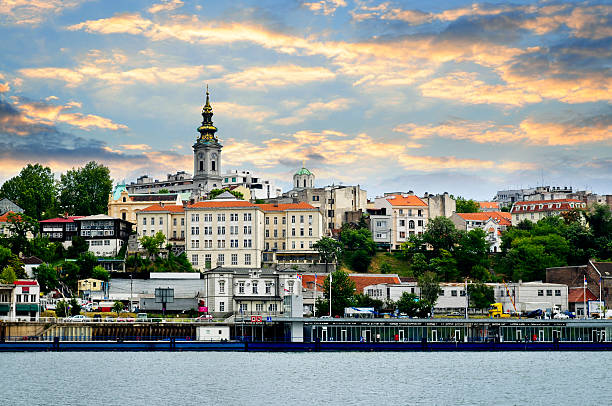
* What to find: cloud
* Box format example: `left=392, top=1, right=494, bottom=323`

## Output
left=119, top=144, right=151, bottom=151
left=395, top=113, right=612, bottom=146
left=0, top=0, right=87, bottom=25
left=303, top=0, right=347, bottom=16
left=272, top=97, right=352, bottom=125
left=12, top=98, right=127, bottom=131
left=213, top=102, right=276, bottom=123
left=223, top=65, right=336, bottom=88
left=0, top=82, right=9, bottom=93
left=148, top=0, right=183, bottom=14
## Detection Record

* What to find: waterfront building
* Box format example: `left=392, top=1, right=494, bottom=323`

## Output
left=256, top=202, right=323, bottom=266
left=222, top=170, right=282, bottom=200
left=126, top=171, right=194, bottom=194
left=74, top=214, right=132, bottom=257
left=374, top=194, right=428, bottom=250
left=510, top=198, right=586, bottom=226
left=547, top=261, right=612, bottom=312
left=494, top=281, right=568, bottom=314
left=450, top=211, right=511, bottom=252
left=0, top=280, right=40, bottom=321
left=135, top=204, right=186, bottom=250
left=0, top=198, right=23, bottom=215
left=185, top=193, right=264, bottom=270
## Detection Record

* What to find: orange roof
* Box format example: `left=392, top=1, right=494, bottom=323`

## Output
left=301, top=274, right=326, bottom=291
left=187, top=201, right=255, bottom=209
left=0, top=211, right=20, bottom=222
left=568, top=287, right=597, bottom=303
left=478, top=201, right=499, bottom=209
left=386, top=195, right=427, bottom=207
left=255, top=202, right=316, bottom=211
left=348, top=274, right=401, bottom=293
left=140, top=204, right=184, bottom=213
left=511, top=199, right=585, bottom=214
left=456, top=211, right=511, bottom=226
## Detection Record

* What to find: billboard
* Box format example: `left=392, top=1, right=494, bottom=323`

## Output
left=588, top=300, right=604, bottom=315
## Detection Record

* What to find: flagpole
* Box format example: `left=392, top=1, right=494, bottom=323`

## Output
left=329, top=272, right=332, bottom=317
left=314, top=274, right=317, bottom=318
left=583, top=274, right=587, bottom=319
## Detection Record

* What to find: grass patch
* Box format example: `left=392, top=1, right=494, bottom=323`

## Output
left=368, top=252, right=413, bottom=276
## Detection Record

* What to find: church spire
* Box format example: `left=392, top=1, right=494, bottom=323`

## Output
left=197, top=84, right=218, bottom=142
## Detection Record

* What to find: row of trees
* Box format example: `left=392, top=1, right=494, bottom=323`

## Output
left=0, top=161, right=113, bottom=220
left=124, top=231, right=194, bottom=273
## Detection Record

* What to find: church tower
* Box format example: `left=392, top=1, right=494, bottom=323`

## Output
left=293, top=163, right=315, bottom=190
left=193, top=86, right=223, bottom=195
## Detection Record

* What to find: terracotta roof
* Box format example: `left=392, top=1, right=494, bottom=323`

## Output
left=456, top=211, right=511, bottom=226
left=568, top=287, right=597, bottom=303
left=130, top=194, right=179, bottom=202
left=14, top=280, right=38, bottom=286
left=386, top=195, right=427, bottom=207
left=39, top=216, right=84, bottom=223
left=140, top=204, right=184, bottom=213
left=478, top=201, right=499, bottom=209
left=255, top=202, right=316, bottom=211
left=348, top=274, right=401, bottom=293
left=188, top=201, right=256, bottom=209
left=301, top=274, right=326, bottom=291
left=0, top=211, right=19, bottom=222
left=511, top=199, right=586, bottom=214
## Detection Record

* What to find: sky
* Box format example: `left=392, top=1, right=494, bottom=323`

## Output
left=0, top=0, right=611, bottom=200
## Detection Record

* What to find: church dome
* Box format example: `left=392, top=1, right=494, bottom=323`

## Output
left=295, top=167, right=312, bottom=176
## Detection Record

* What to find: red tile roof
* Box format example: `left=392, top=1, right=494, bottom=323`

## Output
left=39, top=216, right=84, bottom=223
left=386, top=195, right=427, bottom=207
left=0, top=211, right=19, bottom=222
left=14, top=280, right=38, bottom=286
left=478, top=201, right=499, bottom=209
left=255, top=202, right=316, bottom=211
left=301, top=274, right=326, bottom=291
left=348, top=274, right=401, bottom=293
left=568, top=287, right=597, bottom=303
left=188, top=201, right=255, bottom=209
left=456, top=211, right=511, bottom=226
left=140, top=204, right=185, bottom=213
left=511, top=199, right=585, bottom=214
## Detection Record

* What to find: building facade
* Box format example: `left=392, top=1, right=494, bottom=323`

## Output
left=221, top=170, right=282, bottom=200
left=192, top=88, right=223, bottom=195
left=135, top=204, right=186, bottom=249
left=374, top=194, right=428, bottom=250
left=74, top=214, right=132, bottom=257
left=39, top=215, right=83, bottom=247
left=126, top=171, right=194, bottom=194
left=0, top=280, right=40, bottom=321
left=450, top=211, right=511, bottom=252
left=510, top=199, right=586, bottom=226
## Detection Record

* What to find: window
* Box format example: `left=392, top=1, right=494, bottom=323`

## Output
left=309, top=228, right=312, bottom=236
left=265, top=217, right=270, bottom=225
left=219, top=280, right=225, bottom=293
left=399, top=220, right=405, bottom=227
left=104, top=240, right=110, bottom=245
left=142, top=218, right=147, bottom=225
left=217, top=226, right=225, bottom=235
left=191, top=226, right=199, bottom=235
left=418, top=220, right=423, bottom=227
left=265, top=282, right=272, bottom=294
left=282, top=217, right=286, bottom=225
left=230, top=225, right=238, bottom=235
left=191, top=254, right=198, bottom=266
left=274, top=217, right=278, bottom=225
left=231, top=254, right=238, bottom=265
left=460, top=290, right=466, bottom=297
left=399, top=209, right=403, bottom=215
left=282, top=230, right=286, bottom=237
left=243, top=213, right=252, bottom=221
left=204, top=214, right=212, bottom=222
left=308, top=215, right=313, bottom=224
left=191, top=239, right=199, bottom=248
left=292, top=228, right=296, bottom=236
left=244, top=225, right=252, bottom=234
left=399, top=231, right=406, bottom=238
left=239, top=282, right=245, bottom=294
left=218, top=214, right=225, bottom=222
left=546, top=289, right=552, bottom=296
left=252, top=282, right=258, bottom=294
left=205, top=254, right=211, bottom=268
left=408, top=220, right=415, bottom=229
left=181, top=218, right=184, bottom=226
left=239, top=303, right=248, bottom=312
left=244, top=239, right=252, bottom=248
left=265, top=230, right=270, bottom=238
left=269, top=303, right=278, bottom=312
left=292, top=241, right=296, bottom=249
left=151, top=217, right=155, bottom=225
left=217, top=240, right=225, bottom=248
left=300, top=228, right=304, bottom=236
left=439, top=290, right=445, bottom=296
left=300, top=215, right=304, bottom=223
left=451, top=290, right=457, bottom=296
left=218, top=254, right=224, bottom=265
left=312, top=196, right=319, bottom=201
left=418, top=210, right=422, bottom=217
left=291, top=215, right=296, bottom=223
left=219, top=301, right=225, bottom=312
left=245, top=254, right=251, bottom=265
left=555, top=289, right=561, bottom=296
left=173, top=218, right=177, bottom=226
left=538, top=290, right=544, bottom=296
left=256, top=303, right=263, bottom=312
left=191, top=214, right=199, bottom=222
left=159, top=217, right=163, bottom=225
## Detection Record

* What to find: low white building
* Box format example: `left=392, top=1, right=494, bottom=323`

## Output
left=436, top=283, right=468, bottom=312
left=222, top=170, right=282, bottom=200
left=450, top=211, right=512, bottom=252
left=494, top=281, right=568, bottom=313
left=0, top=280, right=40, bottom=321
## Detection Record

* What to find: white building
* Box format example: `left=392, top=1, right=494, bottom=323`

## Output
left=75, top=214, right=132, bottom=257
left=222, top=170, right=282, bottom=200
left=0, top=280, right=40, bottom=321
left=136, top=204, right=186, bottom=249
left=374, top=194, right=428, bottom=249
left=185, top=192, right=265, bottom=270
left=510, top=199, right=586, bottom=226
left=450, top=211, right=512, bottom=252
left=494, top=281, right=569, bottom=313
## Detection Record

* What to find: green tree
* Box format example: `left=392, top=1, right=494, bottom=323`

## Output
left=429, top=249, right=459, bottom=281
left=585, top=204, right=612, bottom=260
left=139, top=231, right=166, bottom=260
left=67, top=235, right=89, bottom=258
left=91, top=265, right=110, bottom=281
left=28, top=236, right=65, bottom=263
left=56, top=300, right=69, bottom=317
left=418, top=271, right=440, bottom=312
left=0, top=246, right=25, bottom=279
left=69, top=298, right=82, bottom=316
left=321, top=270, right=356, bottom=316
left=379, top=261, right=392, bottom=274
left=468, top=282, right=495, bottom=309
left=158, top=188, right=170, bottom=194
left=208, top=188, right=243, bottom=200
left=354, top=293, right=384, bottom=313
left=313, top=237, right=342, bottom=273
left=0, top=163, right=57, bottom=220
left=455, top=197, right=480, bottom=213
left=0, top=266, right=17, bottom=283
left=5, top=212, right=38, bottom=256
left=58, top=261, right=80, bottom=294
left=58, top=161, right=113, bottom=215
left=395, top=292, right=429, bottom=318
left=423, top=216, right=461, bottom=254
left=76, top=251, right=98, bottom=279
left=112, top=300, right=124, bottom=317
left=409, top=252, right=429, bottom=277
left=454, top=228, right=490, bottom=277
left=34, top=263, right=59, bottom=293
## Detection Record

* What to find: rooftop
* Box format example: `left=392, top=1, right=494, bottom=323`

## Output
left=455, top=211, right=511, bottom=226
left=39, top=216, right=84, bottom=223
left=255, top=202, right=317, bottom=211
left=295, top=167, right=312, bottom=176
left=568, top=287, right=597, bottom=303
left=139, top=204, right=185, bottom=213
left=386, top=195, right=427, bottom=207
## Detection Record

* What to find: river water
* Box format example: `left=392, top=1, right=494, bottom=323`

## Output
left=3, top=351, right=611, bottom=405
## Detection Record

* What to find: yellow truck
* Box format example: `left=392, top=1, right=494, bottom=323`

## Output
left=488, top=303, right=510, bottom=318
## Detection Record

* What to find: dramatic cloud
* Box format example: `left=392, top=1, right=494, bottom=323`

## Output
left=272, top=97, right=352, bottom=125
left=303, top=0, right=347, bottom=16
left=213, top=102, right=276, bottom=123
left=223, top=65, right=336, bottom=88
left=148, top=0, right=183, bottom=14
left=0, top=0, right=87, bottom=25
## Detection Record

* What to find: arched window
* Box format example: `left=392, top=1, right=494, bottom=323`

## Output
left=199, top=161, right=204, bottom=171
left=287, top=280, right=295, bottom=294
left=296, top=180, right=299, bottom=187
left=408, top=220, right=415, bottom=229
left=211, top=161, right=216, bottom=171
left=121, top=212, right=126, bottom=221
left=122, top=197, right=126, bottom=202
left=303, top=179, right=306, bottom=187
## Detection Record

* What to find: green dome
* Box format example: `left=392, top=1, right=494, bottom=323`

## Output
left=295, top=167, right=312, bottom=176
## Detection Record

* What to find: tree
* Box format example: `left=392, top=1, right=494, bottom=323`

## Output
left=454, top=228, right=490, bottom=277
left=429, top=249, right=459, bottom=281
left=313, top=237, right=342, bottom=273
left=354, top=293, right=384, bottom=313
left=339, top=227, right=376, bottom=271
left=0, top=246, right=26, bottom=279
left=395, top=292, right=429, bottom=318
left=56, top=300, right=69, bottom=317
left=139, top=231, right=166, bottom=260
left=455, top=197, right=480, bottom=213
left=208, top=188, right=243, bottom=200
left=34, top=263, right=59, bottom=293
left=0, top=163, right=57, bottom=220
left=322, top=270, right=356, bottom=316
left=76, top=251, right=98, bottom=279
left=379, top=261, right=392, bottom=274
left=468, top=282, right=495, bottom=309
left=112, top=300, right=124, bottom=317
left=69, top=298, right=82, bottom=316
left=158, top=188, right=170, bottom=194
left=28, top=236, right=64, bottom=263
left=92, top=265, right=110, bottom=281
left=409, top=253, right=429, bottom=277
left=67, top=235, right=89, bottom=258
left=423, top=216, right=461, bottom=254
left=0, top=266, right=17, bottom=283
left=58, top=161, right=113, bottom=216
left=5, top=212, right=38, bottom=256
left=418, top=271, right=440, bottom=311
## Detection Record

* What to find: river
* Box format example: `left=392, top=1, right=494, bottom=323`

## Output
left=3, top=351, right=611, bottom=405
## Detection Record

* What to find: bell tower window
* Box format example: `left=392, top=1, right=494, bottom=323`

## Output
left=199, top=161, right=204, bottom=171
left=212, top=161, right=216, bottom=171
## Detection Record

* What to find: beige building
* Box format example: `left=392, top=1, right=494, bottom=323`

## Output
left=136, top=204, right=186, bottom=249
left=185, top=193, right=265, bottom=270
left=375, top=194, right=428, bottom=249
left=78, top=278, right=104, bottom=295
left=510, top=198, right=586, bottom=226
left=108, top=184, right=188, bottom=229
left=255, top=202, right=323, bottom=265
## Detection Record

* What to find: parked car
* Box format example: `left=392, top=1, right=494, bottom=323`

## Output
left=104, top=316, right=116, bottom=322
left=66, top=315, right=90, bottom=322
left=196, top=314, right=213, bottom=321
left=553, top=312, right=569, bottom=319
